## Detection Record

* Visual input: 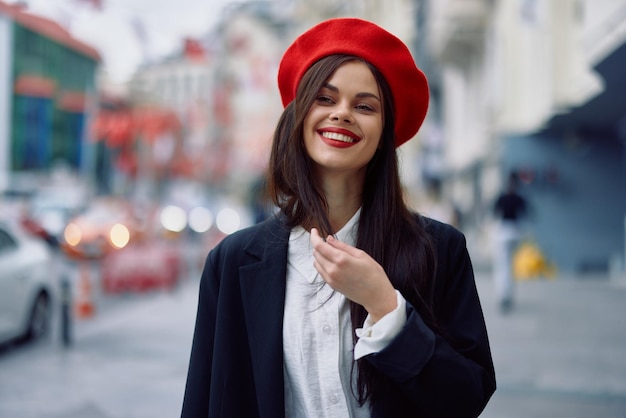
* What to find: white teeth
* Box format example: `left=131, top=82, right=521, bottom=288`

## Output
left=321, top=132, right=355, bottom=143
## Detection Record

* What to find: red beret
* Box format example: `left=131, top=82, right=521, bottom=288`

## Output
left=278, top=18, right=429, bottom=147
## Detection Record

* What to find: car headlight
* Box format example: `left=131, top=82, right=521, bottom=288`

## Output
left=110, top=223, right=130, bottom=249
left=64, top=223, right=82, bottom=246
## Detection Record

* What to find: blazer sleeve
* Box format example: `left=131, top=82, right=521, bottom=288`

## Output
left=181, top=251, right=220, bottom=417
left=365, top=222, right=496, bottom=417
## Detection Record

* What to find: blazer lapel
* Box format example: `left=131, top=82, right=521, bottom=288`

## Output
left=239, top=217, right=289, bottom=418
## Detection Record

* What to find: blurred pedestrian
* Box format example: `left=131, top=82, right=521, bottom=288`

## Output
left=493, top=171, right=528, bottom=313
left=182, top=18, right=495, bottom=418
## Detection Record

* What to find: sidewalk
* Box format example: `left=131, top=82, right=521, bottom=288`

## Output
left=475, top=269, right=626, bottom=418
left=0, top=278, right=199, bottom=418
left=2, top=264, right=625, bottom=417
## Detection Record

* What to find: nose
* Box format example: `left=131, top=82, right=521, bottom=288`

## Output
left=329, top=103, right=354, bottom=124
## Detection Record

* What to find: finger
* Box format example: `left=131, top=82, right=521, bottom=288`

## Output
left=310, top=228, right=336, bottom=260
left=311, top=228, right=330, bottom=246
left=310, top=230, right=333, bottom=273
left=326, top=234, right=361, bottom=257
left=310, top=233, right=333, bottom=280
left=310, top=228, right=324, bottom=247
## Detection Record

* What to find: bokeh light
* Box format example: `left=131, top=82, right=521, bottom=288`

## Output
left=64, top=222, right=82, bottom=246
left=160, top=205, right=188, bottom=232
left=216, top=207, right=240, bottom=234
left=109, top=223, right=130, bottom=248
left=188, top=206, right=213, bottom=233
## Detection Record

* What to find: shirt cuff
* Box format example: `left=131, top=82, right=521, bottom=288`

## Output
left=353, top=290, right=407, bottom=360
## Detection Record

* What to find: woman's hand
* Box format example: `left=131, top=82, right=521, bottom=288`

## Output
left=310, top=228, right=397, bottom=322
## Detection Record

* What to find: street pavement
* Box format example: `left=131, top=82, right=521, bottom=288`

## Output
left=1, top=265, right=626, bottom=417
left=0, top=274, right=199, bottom=418
left=477, top=270, right=626, bottom=418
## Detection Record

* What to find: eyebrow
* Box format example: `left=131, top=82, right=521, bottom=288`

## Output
left=322, top=82, right=381, bottom=101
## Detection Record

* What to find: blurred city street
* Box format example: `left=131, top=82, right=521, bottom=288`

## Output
left=1, top=253, right=625, bottom=418
left=0, top=0, right=625, bottom=417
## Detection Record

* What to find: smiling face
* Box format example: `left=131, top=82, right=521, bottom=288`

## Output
left=303, top=60, right=384, bottom=180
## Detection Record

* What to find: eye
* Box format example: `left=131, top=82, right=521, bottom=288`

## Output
left=316, top=95, right=334, bottom=105
left=355, top=103, right=375, bottom=112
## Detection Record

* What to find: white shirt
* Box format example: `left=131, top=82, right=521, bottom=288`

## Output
left=283, top=209, right=407, bottom=418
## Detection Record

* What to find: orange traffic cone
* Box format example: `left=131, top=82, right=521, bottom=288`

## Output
left=75, top=263, right=95, bottom=319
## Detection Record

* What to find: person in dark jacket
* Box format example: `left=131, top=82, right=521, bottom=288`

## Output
left=182, top=18, right=495, bottom=418
left=493, top=171, right=528, bottom=313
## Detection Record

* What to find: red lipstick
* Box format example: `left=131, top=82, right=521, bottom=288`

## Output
left=317, top=128, right=361, bottom=148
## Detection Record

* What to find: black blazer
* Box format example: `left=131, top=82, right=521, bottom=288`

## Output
left=181, top=215, right=496, bottom=418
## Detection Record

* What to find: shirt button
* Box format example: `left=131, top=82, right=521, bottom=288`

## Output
left=322, top=325, right=332, bottom=335
left=329, top=394, right=338, bottom=404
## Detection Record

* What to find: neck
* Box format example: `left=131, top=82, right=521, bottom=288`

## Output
left=318, top=171, right=364, bottom=233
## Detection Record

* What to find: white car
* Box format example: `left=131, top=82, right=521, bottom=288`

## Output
left=0, top=221, right=56, bottom=345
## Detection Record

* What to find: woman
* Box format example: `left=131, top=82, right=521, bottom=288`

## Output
left=182, top=18, right=495, bottom=418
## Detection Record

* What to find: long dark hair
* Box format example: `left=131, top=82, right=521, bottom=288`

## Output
left=268, top=54, right=437, bottom=405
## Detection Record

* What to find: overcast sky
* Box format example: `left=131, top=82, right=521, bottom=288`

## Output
left=7, top=0, right=236, bottom=83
